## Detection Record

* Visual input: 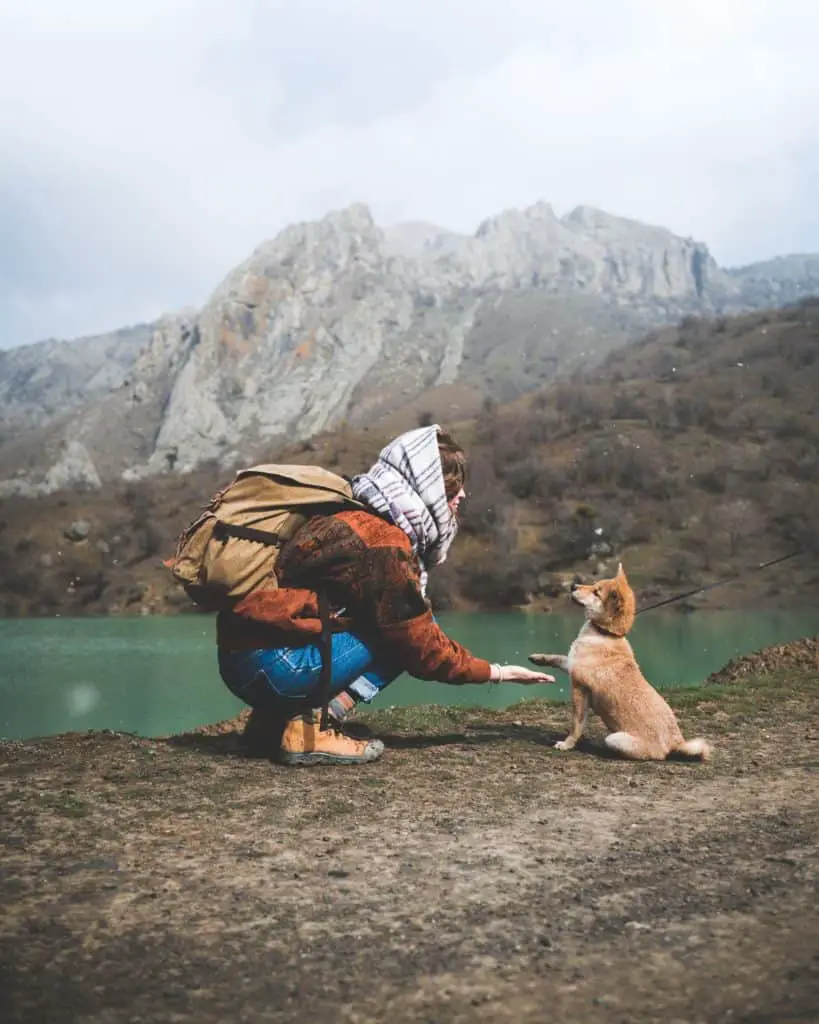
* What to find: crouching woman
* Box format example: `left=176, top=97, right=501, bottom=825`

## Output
left=216, top=425, right=554, bottom=765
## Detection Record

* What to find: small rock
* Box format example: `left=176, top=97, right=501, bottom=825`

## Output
left=64, top=520, right=90, bottom=542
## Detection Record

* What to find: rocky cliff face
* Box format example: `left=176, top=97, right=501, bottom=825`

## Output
left=1, top=201, right=817, bottom=493
left=0, top=324, right=150, bottom=438
left=439, top=202, right=720, bottom=301
left=726, top=254, right=819, bottom=310
left=145, top=205, right=421, bottom=473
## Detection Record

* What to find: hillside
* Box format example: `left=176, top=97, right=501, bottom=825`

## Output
left=2, top=201, right=819, bottom=497
left=1, top=300, right=817, bottom=617
left=439, top=300, right=819, bottom=611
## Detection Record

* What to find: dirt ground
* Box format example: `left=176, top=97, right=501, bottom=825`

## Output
left=1, top=651, right=818, bottom=1024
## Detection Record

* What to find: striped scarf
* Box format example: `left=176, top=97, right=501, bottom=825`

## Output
left=351, top=425, right=458, bottom=595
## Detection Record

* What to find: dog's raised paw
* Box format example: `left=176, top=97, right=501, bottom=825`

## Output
left=554, top=740, right=573, bottom=751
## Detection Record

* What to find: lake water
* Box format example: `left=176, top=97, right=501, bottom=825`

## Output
left=1, top=610, right=817, bottom=741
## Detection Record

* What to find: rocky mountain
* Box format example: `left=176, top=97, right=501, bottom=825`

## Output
left=2, top=201, right=818, bottom=495
left=0, top=323, right=151, bottom=438
left=727, top=253, right=819, bottom=308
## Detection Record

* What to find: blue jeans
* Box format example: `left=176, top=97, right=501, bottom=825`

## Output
left=218, top=632, right=400, bottom=712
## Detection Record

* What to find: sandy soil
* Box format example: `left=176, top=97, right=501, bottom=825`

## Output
left=1, top=652, right=817, bottom=1024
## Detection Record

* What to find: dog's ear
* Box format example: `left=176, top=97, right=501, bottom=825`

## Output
left=607, top=588, right=624, bottom=615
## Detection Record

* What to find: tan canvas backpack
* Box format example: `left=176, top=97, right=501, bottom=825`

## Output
left=166, top=463, right=364, bottom=612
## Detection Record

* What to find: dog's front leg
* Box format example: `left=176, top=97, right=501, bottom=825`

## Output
left=529, top=653, right=570, bottom=674
left=555, top=683, right=590, bottom=751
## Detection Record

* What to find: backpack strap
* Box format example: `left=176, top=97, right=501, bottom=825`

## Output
left=212, top=520, right=285, bottom=546
left=214, top=516, right=334, bottom=724
left=317, top=587, right=333, bottom=732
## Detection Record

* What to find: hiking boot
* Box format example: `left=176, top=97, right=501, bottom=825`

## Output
left=279, top=709, right=385, bottom=767
left=241, top=708, right=288, bottom=757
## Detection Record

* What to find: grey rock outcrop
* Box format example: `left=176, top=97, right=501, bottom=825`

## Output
left=381, top=221, right=466, bottom=260
left=64, top=519, right=91, bottom=542
left=0, top=439, right=102, bottom=498
left=44, top=440, right=102, bottom=493
left=726, top=254, right=819, bottom=310
left=146, top=204, right=423, bottom=470
left=397, top=202, right=722, bottom=305
left=0, top=324, right=151, bottom=437
left=1, top=200, right=816, bottom=489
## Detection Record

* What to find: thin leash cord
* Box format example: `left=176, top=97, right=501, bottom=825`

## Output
left=636, top=549, right=802, bottom=616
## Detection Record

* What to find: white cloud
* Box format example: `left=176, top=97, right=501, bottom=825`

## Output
left=1, top=0, right=818, bottom=346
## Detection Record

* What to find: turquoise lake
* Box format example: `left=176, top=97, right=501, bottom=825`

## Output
left=1, top=610, right=817, bottom=741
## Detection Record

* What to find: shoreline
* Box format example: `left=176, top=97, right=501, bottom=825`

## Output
left=0, top=585, right=816, bottom=619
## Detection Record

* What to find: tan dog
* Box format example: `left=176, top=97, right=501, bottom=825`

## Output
left=530, top=565, right=711, bottom=761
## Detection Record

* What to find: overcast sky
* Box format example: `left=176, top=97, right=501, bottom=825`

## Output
left=2, top=0, right=818, bottom=349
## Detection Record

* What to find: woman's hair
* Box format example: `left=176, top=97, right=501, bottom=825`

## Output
left=437, top=428, right=467, bottom=501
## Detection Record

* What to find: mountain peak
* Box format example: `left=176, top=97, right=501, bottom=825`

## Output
left=3, top=198, right=817, bottom=491
left=563, top=204, right=681, bottom=238
left=319, top=201, right=376, bottom=232
left=474, top=200, right=560, bottom=239
left=381, top=220, right=462, bottom=259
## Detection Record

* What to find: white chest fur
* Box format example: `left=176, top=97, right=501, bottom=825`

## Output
left=567, top=623, right=615, bottom=674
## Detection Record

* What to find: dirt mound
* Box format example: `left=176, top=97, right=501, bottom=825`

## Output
left=181, top=708, right=253, bottom=737
left=705, top=635, right=819, bottom=686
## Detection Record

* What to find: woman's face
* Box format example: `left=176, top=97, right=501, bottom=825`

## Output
left=448, top=486, right=466, bottom=516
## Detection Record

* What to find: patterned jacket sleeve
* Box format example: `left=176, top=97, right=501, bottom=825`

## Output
left=352, top=545, right=492, bottom=684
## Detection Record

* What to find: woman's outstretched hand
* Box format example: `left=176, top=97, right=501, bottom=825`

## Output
left=490, top=664, right=556, bottom=684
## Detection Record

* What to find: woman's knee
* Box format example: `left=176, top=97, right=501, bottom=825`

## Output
left=219, top=647, right=314, bottom=703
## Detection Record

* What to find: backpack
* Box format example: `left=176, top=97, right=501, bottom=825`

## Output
left=166, top=463, right=365, bottom=613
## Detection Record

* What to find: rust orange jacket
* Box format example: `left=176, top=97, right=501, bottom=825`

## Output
left=216, top=509, right=492, bottom=684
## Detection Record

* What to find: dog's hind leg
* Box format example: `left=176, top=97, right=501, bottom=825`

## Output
left=604, top=732, right=659, bottom=761
left=530, top=653, right=570, bottom=673
left=671, top=737, right=712, bottom=761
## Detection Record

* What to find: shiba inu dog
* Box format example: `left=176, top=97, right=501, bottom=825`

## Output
left=530, top=564, right=711, bottom=762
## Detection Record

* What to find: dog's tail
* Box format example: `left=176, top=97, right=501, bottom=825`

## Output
left=671, top=737, right=712, bottom=762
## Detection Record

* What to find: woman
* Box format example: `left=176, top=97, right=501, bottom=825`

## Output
left=216, top=424, right=555, bottom=765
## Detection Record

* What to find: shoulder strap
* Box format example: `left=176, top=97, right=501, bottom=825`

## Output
left=212, top=520, right=285, bottom=546
left=317, top=588, right=333, bottom=732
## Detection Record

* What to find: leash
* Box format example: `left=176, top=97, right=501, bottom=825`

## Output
left=636, top=549, right=802, bottom=615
